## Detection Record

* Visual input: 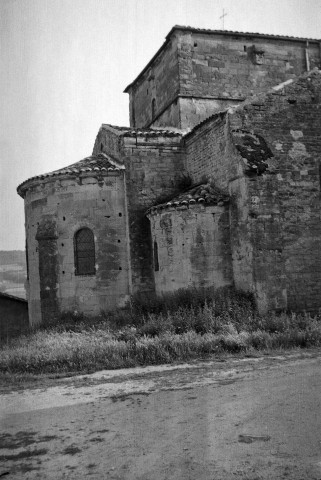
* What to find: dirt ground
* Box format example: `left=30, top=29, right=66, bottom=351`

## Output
left=1, top=350, right=321, bottom=479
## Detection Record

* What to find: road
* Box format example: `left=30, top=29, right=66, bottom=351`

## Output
left=1, top=351, right=321, bottom=479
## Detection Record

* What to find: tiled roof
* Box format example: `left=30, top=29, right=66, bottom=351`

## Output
left=125, top=25, right=320, bottom=91
left=147, top=183, right=229, bottom=215
left=103, top=124, right=183, bottom=137
left=17, top=153, right=124, bottom=196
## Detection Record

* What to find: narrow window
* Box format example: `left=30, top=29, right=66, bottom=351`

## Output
left=152, top=98, right=156, bottom=119
left=25, top=240, right=29, bottom=280
left=74, top=228, right=96, bottom=275
left=131, top=102, right=136, bottom=128
left=153, top=240, right=159, bottom=272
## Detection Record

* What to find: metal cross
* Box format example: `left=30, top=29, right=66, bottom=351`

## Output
left=220, top=9, right=228, bottom=30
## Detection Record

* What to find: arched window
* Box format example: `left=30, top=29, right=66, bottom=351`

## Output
left=74, top=228, right=96, bottom=275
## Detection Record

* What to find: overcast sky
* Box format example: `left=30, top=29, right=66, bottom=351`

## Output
left=1, top=0, right=320, bottom=250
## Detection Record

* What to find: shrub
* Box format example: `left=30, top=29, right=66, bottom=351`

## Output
left=1, top=286, right=321, bottom=375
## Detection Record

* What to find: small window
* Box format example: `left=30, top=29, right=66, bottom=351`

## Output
left=153, top=240, right=159, bottom=272
left=152, top=98, right=156, bottom=118
left=74, top=228, right=96, bottom=275
left=26, top=240, right=29, bottom=280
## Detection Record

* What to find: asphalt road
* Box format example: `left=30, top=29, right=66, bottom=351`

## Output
left=1, top=351, right=321, bottom=479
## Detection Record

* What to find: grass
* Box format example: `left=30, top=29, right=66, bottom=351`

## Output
left=1, top=287, right=321, bottom=375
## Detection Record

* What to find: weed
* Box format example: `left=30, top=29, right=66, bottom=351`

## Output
left=0, top=287, right=320, bottom=375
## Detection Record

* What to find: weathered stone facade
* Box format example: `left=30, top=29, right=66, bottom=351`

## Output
left=125, top=26, right=321, bottom=129
left=19, top=155, right=130, bottom=326
left=18, top=26, right=321, bottom=324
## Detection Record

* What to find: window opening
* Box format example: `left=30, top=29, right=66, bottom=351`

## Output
left=74, top=228, right=96, bottom=275
left=152, top=98, right=156, bottom=118
left=154, top=240, right=159, bottom=272
left=26, top=240, right=29, bottom=280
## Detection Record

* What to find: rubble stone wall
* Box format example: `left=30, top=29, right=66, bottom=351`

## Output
left=148, top=204, right=233, bottom=294
left=184, top=112, right=241, bottom=191
left=229, top=71, right=321, bottom=312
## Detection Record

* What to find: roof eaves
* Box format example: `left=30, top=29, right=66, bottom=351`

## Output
left=103, top=124, right=183, bottom=137
left=146, top=183, right=229, bottom=215
left=124, top=34, right=173, bottom=93
left=17, top=153, right=124, bottom=197
left=101, top=124, right=131, bottom=136
left=169, top=25, right=321, bottom=43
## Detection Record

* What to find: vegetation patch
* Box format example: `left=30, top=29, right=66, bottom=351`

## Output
left=62, top=445, right=82, bottom=455
left=1, top=287, right=321, bottom=375
left=0, top=448, right=48, bottom=461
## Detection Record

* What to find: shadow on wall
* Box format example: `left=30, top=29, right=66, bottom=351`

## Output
left=0, top=292, right=29, bottom=343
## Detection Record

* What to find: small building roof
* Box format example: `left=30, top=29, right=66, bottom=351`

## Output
left=0, top=291, right=27, bottom=304
left=17, top=153, right=124, bottom=197
left=147, top=183, right=229, bottom=215
left=103, top=124, right=183, bottom=137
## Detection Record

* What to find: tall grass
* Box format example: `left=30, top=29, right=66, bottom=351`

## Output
left=1, top=287, right=321, bottom=375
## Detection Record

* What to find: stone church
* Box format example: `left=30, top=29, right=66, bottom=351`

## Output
left=17, top=26, right=321, bottom=326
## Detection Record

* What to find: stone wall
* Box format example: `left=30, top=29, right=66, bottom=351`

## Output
left=177, top=31, right=320, bottom=101
left=184, top=112, right=241, bottom=191
left=94, top=126, right=186, bottom=297
left=126, top=36, right=180, bottom=128
left=128, top=28, right=320, bottom=130
left=92, top=125, right=124, bottom=160
left=24, top=172, right=129, bottom=325
left=148, top=204, right=232, bottom=295
left=229, top=71, right=321, bottom=312
left=178, top=97, right=240, bottom=129
left=122, top=133, right=185, bottom=294
left=151, top=97, right=241, bottom=129
left=151, top=98, right=181, bottom=129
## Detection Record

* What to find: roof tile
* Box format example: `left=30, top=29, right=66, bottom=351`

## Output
left=104, top=124, right=183, bottom=137
left=147, top=183, right=229, bottom=215
left=17, top=153, right=124, bottom=195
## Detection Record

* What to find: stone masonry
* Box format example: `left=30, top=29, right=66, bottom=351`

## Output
left=18, top=26, right=321, bottom=325
left=125, top=26, right=321, bottom=129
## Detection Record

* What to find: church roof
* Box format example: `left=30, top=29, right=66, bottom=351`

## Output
left=103, top=124, right=183, bottom=137
left=167, top=25, right=321, bottom=43
left=125, top=25, right=321, bottom=92
left=147, top=183, right=229, bottom=215
left=17, top=153, right=124, bottom=197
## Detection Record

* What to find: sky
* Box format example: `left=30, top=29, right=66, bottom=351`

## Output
left=1, top=0, right=320, bottom=250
